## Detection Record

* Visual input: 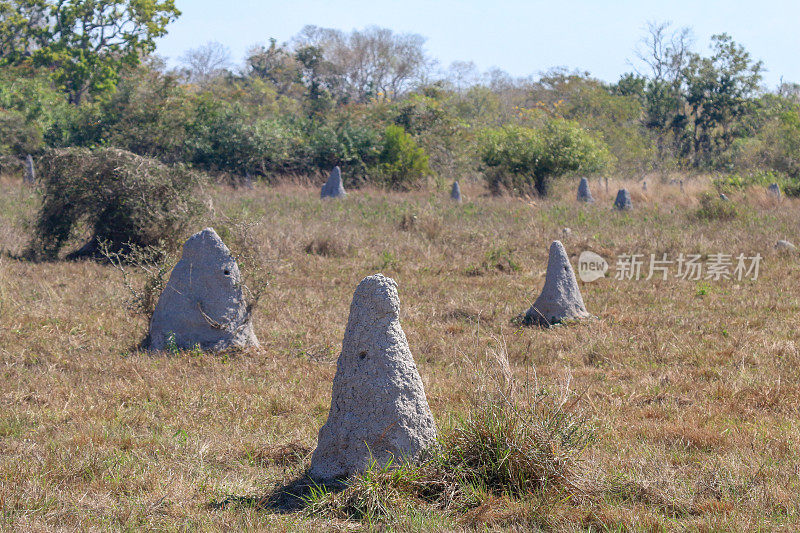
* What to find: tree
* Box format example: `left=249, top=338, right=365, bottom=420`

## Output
left=245, top=38, right=302, bottom=95
left=0, top=65, right=72, bottom=154
left=445, top=60, right=479, bottom=93
left=634, top=21, right=692, bottom=86
left=541, top=73, right=652, bottom=174
left=480, top=120, right=611, bottom=196
left=0, top=0, right=180, bottom=104
left=294, top=43, right=334, bottom=117
left=179, top=41, right=231, bottom=86
left=631, top=21, right=693, bottom=162
left=733, top=94, right=800, bottom=178
left=777, top=81, right=800, bottom=103
left=626, top=24, right=764, bottom=168
left=292, top=25, right=429, bottom=102
left=683, top=33, right=763, bottom=165
left=0, top=0, right=49, bottom=62
left=0, top=110, right=42, bottom=155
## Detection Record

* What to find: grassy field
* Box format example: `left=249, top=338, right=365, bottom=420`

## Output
left=1, top=175, right=800, bottom=531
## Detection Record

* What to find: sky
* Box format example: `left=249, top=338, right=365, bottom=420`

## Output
left=155, top=0, right=800, bottom=88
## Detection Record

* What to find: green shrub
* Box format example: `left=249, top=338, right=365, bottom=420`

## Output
left=466, top=245, right=520, bottom=275
left=0, top=67, right=73, bottom=152
left=27, top=147, right=206, bottom=260
left=727, top=96, right=800, bottom=179
left=94, top=64, right=197, bottom=164
left=185, top=101, right=258, bottom=175
left=480, top=120, right=611, bottom=196
left=375, top=124, right=431, bottom=190
left=393, top=94, right=451, bottom=135
left=392, top=92, right=476, bottom=182
left=304, top=122, right=382, bottom=180
left=178, top=99, right=383, bottom=180
left=77, top=65, right=386, bottom=182
left=558, top=77, right=654, bottom=175
left=782, top=182, right=800, bottom=198
left=0, top=110, right=43, bottom=156
left=714, top=170, right=797, bottom=195
left=190, top=112, right=306, bottom=176
left=693, top=193, right=738, bottom=221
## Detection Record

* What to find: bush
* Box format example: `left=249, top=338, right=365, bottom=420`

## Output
left=27, top=147, right=206, bottom=260
left=0, top=110, right=43, bottom=156
left=727, top=96, right=800, bottom=178
left=181, top=101, right=384, bottom=181
left=303, top=121, right=382, bottom=180
left=782, top=182, right=800, bottom=198
left=185, top=100, right=259, bottom=175
left=0, top=67, right=73, bottom=152
left=693, top=193, right=738, bottom=221
left=714, top=170, right=794, bottom=194
left=480, top=120, right=611, bottom=196
left=392, top=92, right=476, bottom=182
left=95, top=64, right=197, bottom=164
left=375, top=125, right=431, bottom=190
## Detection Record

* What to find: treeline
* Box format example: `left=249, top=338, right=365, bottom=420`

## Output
left=2, top=1, right=800, bottom=194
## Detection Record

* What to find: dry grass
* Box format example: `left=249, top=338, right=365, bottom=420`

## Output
left=2, top=172, right=800, bottom=530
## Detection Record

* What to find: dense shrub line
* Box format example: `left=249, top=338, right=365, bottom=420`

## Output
left=3, top=21, right=800, bottom=204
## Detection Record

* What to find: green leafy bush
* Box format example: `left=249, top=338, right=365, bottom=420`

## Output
left=782, top=183, right=800, bottom=198
left=727, top=95, right=800, bottom=178
left=392, top=94, right=452, bottom=136
left=183, top=99, right=254, bottom=174
left=480, top=120, right=611, bottom=196
left=559, top=77, right=654, bottom=174
left=63, top=65, right=385, bottom=182
left=693, top=193, right=739, bottom=221
left=303, top=121, right=382, bottom=179
left=375, top=124, right=431, bottom=190
left=0, top=110, right=42, bottom=156
left=714, top=170, right=795, bottom=194
left=92, top=64, right=197, bottom=163
left=0, top=67, right=73, bottom=153
left=27, top=147, right=206, bottom=260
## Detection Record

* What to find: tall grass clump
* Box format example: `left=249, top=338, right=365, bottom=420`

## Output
left=440, top=391, right=594, bottom=499
left=299, top=369, right=595, bottom=525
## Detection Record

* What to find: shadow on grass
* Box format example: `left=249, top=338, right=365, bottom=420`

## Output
left=208, top=475, right=346, bottom=514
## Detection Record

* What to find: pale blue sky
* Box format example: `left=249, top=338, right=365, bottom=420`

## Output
left=155, top=0, right=800, bottom=87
